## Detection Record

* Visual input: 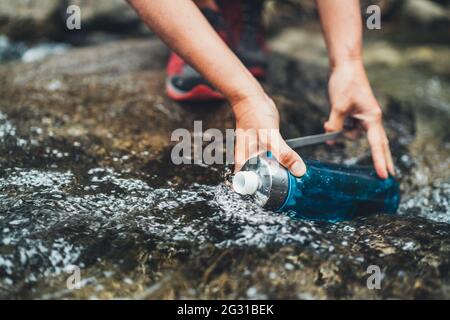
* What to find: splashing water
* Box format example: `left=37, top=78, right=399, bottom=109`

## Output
left=0, top=72, right=449, bottom=298
left=399, top=181, right=450, bottom=224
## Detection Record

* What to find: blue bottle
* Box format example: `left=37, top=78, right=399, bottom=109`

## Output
left=232, top=153, right=400, bottom=221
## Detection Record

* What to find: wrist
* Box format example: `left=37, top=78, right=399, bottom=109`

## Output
left=228, top=85, right=266, bottom=103
left=330, top=55, right=364, bottom=71
left=228, top=85, right=267, bottom=113
left=230, top=91, right=275, bottom=121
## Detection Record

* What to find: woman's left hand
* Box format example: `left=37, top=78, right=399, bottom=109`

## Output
left=324, top=60, right=395, bottom=179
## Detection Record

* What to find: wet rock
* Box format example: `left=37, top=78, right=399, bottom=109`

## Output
left=0, top=30, right=449, bottom=299
left=132, top=214, right=450, bottom=299
left=0, top=39, right=185, bottom=168
left=0, top=0, right=144, bottom=42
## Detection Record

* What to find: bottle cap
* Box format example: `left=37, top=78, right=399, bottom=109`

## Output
left=232, top=153, right=289, bottom=210
left=233, top=171, right=260, bottom=195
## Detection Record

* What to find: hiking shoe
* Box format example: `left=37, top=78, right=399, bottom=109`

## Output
left=218, top=0, right=268, bottom=78
left=166, top=8, right=226, bottom=101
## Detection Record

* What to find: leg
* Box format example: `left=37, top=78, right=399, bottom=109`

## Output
left=219, top=0, right=267, bottom=78
left=166, top=0, right=226, bottom=101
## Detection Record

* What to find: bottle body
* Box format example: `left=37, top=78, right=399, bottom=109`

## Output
left=233, top=154, right=400, bottom=221
left=278, top=159, right=400, bottom=221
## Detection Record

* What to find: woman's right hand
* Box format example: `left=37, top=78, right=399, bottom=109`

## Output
left=128, top=0, right=303, bottom=175
left=232, top=94, right=307, bottom=177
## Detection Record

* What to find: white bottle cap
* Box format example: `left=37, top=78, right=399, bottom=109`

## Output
left=233, top=171, right=260, bottom=195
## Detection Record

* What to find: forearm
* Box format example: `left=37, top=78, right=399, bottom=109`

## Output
left=128, top=0, right=265, bottom=107
left=316, top=0, right=363, bottom=69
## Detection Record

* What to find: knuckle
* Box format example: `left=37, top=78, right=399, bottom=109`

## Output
left=278, top=150, right=291, bottom=163
left=332, top=105, right=347, bottom=115
left=278, top=150, right=296, bottom=167
left=372, top=108, right=383, bottom=121
left=324, top=121, right=333, bottom=130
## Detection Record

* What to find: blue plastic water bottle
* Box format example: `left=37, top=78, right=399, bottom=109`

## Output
left=232, top=153, right=400, bottom=221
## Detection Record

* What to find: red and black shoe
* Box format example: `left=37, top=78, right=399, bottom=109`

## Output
left=166, top=8, right=226, bottom=102
left=218, top=0, right=268, bottom=78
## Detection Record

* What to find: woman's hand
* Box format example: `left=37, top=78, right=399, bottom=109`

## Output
left=128, top=0, right=304, bottom=176
left=232, top=94, right=306, bottom=177
left=324, top=60, right=395, bottom=179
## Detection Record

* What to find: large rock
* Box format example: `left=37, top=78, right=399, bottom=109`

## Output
left=0, top=0, right=61, bottom=41
left=0, top=39, right=184, bottom=163
left=0, top=0, right=143, bottom=42
left=0, top=34, right=449, bottom=299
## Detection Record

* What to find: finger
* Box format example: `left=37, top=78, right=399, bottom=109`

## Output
left=234, top=128, right=258, bottom=172
left=324, top=108, right=346, bottom=133
left=269, top=134, right=306, bottom=177
left=383, top=137, right=395, bottom=176
left=367, top=124, right=388, bottom=179
left=324, top=108, right=347, bottom=145
left=377, top=126, right=395, bottom=176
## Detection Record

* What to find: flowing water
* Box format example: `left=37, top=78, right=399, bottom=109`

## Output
left=0, top=32, right=449, bottom=299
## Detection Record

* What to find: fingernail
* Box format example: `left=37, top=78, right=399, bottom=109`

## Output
left=291, top=161, right=306, bottom=177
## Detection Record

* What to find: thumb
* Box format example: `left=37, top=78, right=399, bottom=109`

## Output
left=270, top=136, right=306, bottom=177
left=324, top=108, right=346, bottom=133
